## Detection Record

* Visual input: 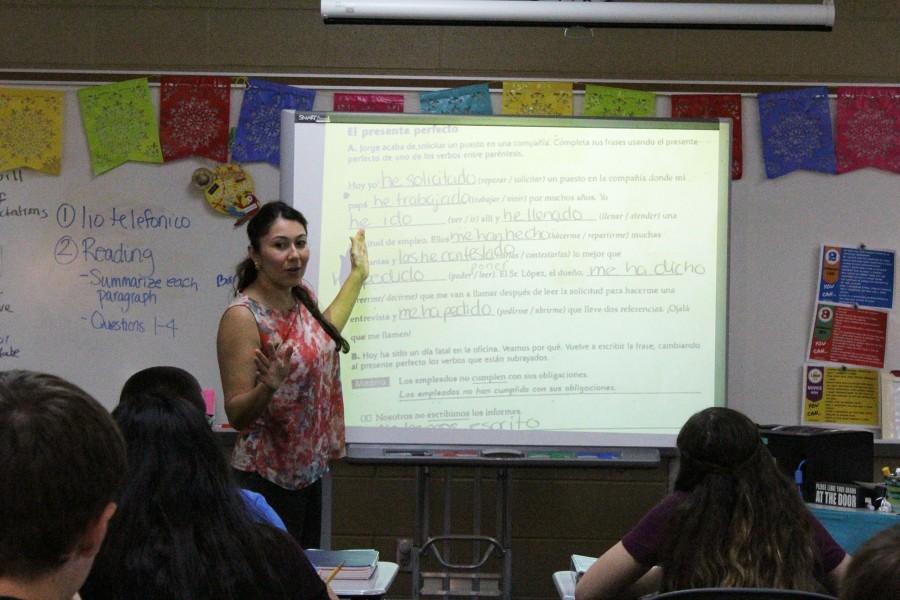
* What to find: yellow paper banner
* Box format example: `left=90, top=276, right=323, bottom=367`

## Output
left=501, top=81, right=573, bottom=116
left=0, top=87, right=64, bottom=175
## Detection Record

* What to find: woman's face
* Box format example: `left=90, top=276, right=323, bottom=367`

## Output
left=251, top=217, right=309, bottom=289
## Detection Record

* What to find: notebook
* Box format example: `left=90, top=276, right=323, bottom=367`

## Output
left=305, top=548, right=379, bottom=580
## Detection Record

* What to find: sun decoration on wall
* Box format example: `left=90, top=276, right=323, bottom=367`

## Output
left=191, top=163, right=260, bottom=226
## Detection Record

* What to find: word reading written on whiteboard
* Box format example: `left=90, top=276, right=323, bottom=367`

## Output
left=56, top=203, right=192, bottom=231
left=0, top=334, right=21, bottom=359
left=54, top=236, right=156, bottom=276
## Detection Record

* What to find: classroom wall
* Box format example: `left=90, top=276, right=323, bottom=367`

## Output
left=4, top=3, right=899, bottom=600
left=0, top=1, right=898, bottom=85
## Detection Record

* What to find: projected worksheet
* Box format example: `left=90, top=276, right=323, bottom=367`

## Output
left=284, top=113, right=729, bottom=446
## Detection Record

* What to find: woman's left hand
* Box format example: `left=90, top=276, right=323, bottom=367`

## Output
left=349, top=229, right=369, bottom=281
left=254, top=343, right=294, bottom=392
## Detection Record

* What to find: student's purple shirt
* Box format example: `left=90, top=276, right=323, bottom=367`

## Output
left=622, top=491, right=846, bottom=572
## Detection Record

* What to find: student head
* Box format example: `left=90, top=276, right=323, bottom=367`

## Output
left=674, top=406, right=771, bottom=491
left=83, top=366, right=303, bottom=599
left=840, top=524, right=900, bottom=600
left=0, top=370, right=125, bottom=597
left=120, top=364, right=205, bottom=413
left=661, top=406, right=822, bottom=592
left=113, top=366, right=234, bottom=530
left=236, top=200, right=309, bottom=293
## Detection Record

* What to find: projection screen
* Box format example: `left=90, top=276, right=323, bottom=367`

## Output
left=281, top=111, right=730, bottom=448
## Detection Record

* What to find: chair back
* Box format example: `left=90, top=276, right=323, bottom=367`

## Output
left=651, top=588, right=837, bottom=600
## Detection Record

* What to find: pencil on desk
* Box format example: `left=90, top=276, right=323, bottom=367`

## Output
left=324, top=561, right=345, bottom=584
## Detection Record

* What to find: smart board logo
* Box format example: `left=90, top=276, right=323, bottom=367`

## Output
left=295, top=113, right=329, bottom=123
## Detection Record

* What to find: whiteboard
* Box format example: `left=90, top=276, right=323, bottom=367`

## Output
left=2, top=82, right=898, bottom=439
left=0, top=87, right=278, bottom=418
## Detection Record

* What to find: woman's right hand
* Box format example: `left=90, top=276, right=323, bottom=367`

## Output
left=349, top=229, right=369, bottom=282
left=254, top=343, right=294, bottom=392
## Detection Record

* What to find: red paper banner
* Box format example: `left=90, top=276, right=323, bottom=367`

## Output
left=159, top=75, right=231, bottom=163
left=333, top=93, right=404, bottom=113
left=671, top=94, right=742, bottom=180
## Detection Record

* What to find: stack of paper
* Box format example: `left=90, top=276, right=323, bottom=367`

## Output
left=305, top=548, right=379, bottom=580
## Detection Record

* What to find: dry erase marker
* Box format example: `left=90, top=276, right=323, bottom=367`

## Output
left=576, top=451, right=621, bottom=460
left=527, top=451, right=574, bottom=460
left=384, top=449, right=431, bottom=457
left=437, top=450, right=478, bottom=458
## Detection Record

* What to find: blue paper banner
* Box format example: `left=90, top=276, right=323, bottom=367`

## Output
left=419, top=83, right=493, bottom=115
left=232, top=79, right=315, bottom=166
left=758, top=86, right=836, bottom=178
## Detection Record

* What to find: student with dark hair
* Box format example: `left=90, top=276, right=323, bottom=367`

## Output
left=118, top=365, right=286, bottom=530
left=80, top=367, right=336, bottom=600
left=575, top=407, right=851, bottom=599
left=120, top=364, right=206, bottom=411
left=839, top=524, right=899, bottom=600
left=0, top=370, right=125, bottom=600
left=217, top=200, right=368, bottom=548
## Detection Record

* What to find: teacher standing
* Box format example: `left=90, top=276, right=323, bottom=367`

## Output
left=217, top=200, right=368, bottom=549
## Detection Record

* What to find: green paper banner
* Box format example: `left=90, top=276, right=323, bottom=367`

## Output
left=78, top=78, right=162, bottom=175
left=584, top=84, right=656, bottom=117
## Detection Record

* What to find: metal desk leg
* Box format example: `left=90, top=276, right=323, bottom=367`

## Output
left=413, top=465, right=513, bottom=599
left=498, top=468, right=511, bottom=600
left=412, top=465, right=429, bottom=600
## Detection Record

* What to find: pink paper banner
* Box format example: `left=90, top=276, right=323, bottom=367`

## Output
left=835, top=86, right=900, bottom=174
left=333, top=93, right=404, bottom=113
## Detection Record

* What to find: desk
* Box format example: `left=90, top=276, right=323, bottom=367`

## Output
left=329, top=561, right=399, bottom=599
left=553, top=570, right=576, bottom=600
left=808, top=504, right=898, bottom=554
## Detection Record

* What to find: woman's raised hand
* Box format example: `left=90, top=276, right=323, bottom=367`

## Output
left=254, top=343, right=294, bottom=392
left=349, top=229, right=369, bottom=281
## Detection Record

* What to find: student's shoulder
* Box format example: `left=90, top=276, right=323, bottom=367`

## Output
left=652, top=490, right=691, bottom=514
left=240, top=488, right=287, bottom=531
